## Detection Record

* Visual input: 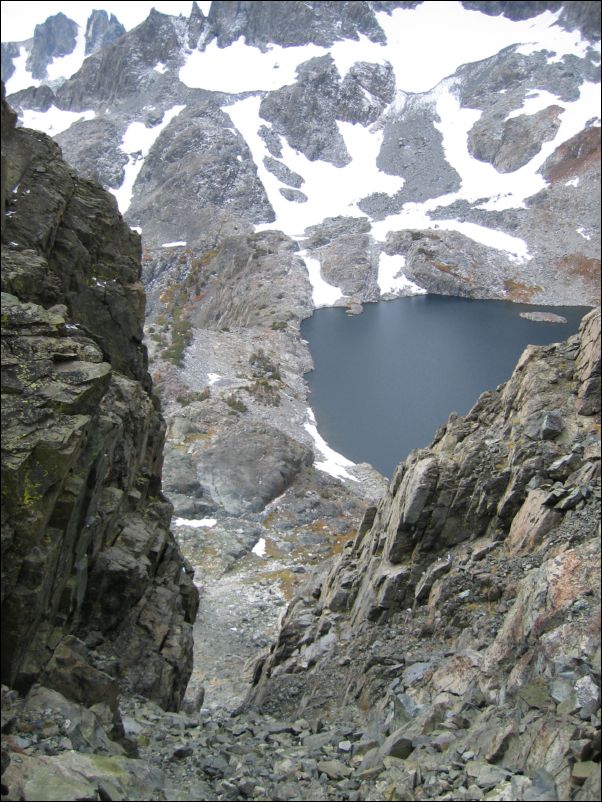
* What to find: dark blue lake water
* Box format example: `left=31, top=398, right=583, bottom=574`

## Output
left=301, top=295, right=590, bottom=478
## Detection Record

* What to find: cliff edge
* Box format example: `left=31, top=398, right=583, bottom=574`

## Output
left=1, top=86, right=198, bottom=718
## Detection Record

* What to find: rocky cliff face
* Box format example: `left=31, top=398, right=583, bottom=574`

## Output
left=1, top=88, right=198, bottom=714
left=248, top=307, right=601, bottom=799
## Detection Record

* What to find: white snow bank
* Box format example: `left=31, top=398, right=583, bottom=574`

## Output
left=378, top=254, right=427, bottom=296
left=173, top=517, right=217, bottom=528
left=161, top=240, right=187, bottom=247
left=301, top=252, right=343, bottom=308
left=19, top=105, right=95, bottom=136
left=304, top=409, right=357, bottom=482
left=4, top=46, right=40, bottom=95
left=180, top=38, right=328, bottom=93
left=375, top=2, right=590, bottom=94
left=252, top=538, right=267, bottom=557
left=180, top=3, right=590, bottom=97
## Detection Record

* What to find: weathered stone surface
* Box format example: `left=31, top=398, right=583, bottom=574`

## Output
left=506, top=488, right=563, bottom=554
left=468, top=104, right=563, bottom=172
left=260, top=55, right=351, bottom=167
left=195, top=421, right=313, bottom=514
left=1, top=92, right=198, bottom=712
left=128, top=99, right=275, bottom=249
left=205, top=0, right=387, bottom=49
left=55, top=118, right=128, bottom=189
left=2, top=750, right=164, bottom=801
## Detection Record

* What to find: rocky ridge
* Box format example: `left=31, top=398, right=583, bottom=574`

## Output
left=246, top=307, right=601, bottom=800
left=2, top=1, right=599, bottom=307
left=1, top=84, right=198, bottom=791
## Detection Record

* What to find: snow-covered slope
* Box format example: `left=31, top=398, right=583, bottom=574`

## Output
left=3, top=0, right=600, bottom=308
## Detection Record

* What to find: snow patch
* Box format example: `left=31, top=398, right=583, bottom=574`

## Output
left=207, top=373, right=221, bottom=385
left=304, top=409, right=357, bottom=482
left=4, top=46, right=40, bottom=95
left=375, top=2, right=590, bottom=94
left=577, top=226, right=592, bottom=240
left=154, top=61, right=168, bottom=74
left=161, top=240, right=187, bottom=247
left=19, top=105, right=95, bottom=136
left=300, top=252, right=343, bottom=308
left=109, top=105, right=186, bottom=213
left=252, top=538, right=267, bottom=557
left=173, top=517, right=217, bottom=529
left=565, top=177, right=580, bottom=188
left=180, top=37, right=328, bottom=93
left=378, top=254, right=427, bottom=296
left=46, top=24, right=86, bottom=83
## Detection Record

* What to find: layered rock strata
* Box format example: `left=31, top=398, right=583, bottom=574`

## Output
left=1, top=88, right=198, bottom=712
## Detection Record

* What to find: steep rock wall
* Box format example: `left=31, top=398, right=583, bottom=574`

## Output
left=1, top=88, right=198, bottom=711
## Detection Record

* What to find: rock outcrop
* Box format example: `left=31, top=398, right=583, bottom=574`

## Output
left=249, top=307, right=601, bottom=800
left=1, top=88, right=198, bottom=713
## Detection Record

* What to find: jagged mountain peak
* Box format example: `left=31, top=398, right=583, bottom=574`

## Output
left=4, top=0, right=595, bottom=312
left=27, top=12, right=78, bottom=80
left=84, top=8, right=126, bottom=55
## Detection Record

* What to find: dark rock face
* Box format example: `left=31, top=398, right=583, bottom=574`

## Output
left=189, top=231, right=312, bottom=331
left=84, top=10, right=126, bottom=56
left=260, top=56, right=395, bottom=168
left=206, top=0, right=387, bottom=48
left=27, top=13, right=78, bottom=80
left=128, top=100, right=275, bottom=249
left=383, top=228, right=519, bottom=299
left=5, top=84, right=56, bottom=112
left=56, top=10, right=180, bottom=109
left=1, top=90, right=198, bottom=710
left=303, top=216, right=379, bottom=299
left=374, top=94, right=462, bottom=201
left=55, top=117, right=128, bottom=188
left=468, top=104, right=563, bottom=172
left=1, top=42, right=19, bottom=85
left=260, top=56, right=351, bottom=167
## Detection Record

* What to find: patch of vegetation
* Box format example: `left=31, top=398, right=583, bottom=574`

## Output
left=176, top=388, right=211, bottom=406
left=270, top=320, right=287, bottom=331
left=225, top=394, right=247, bottom=413
left=504, top=278, right=542, bottom=303
left=249, top=348, right=281, bottom=380
left=161, top=312, right=193, bottom=366
left=245, top=379, right=281, bottom=406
